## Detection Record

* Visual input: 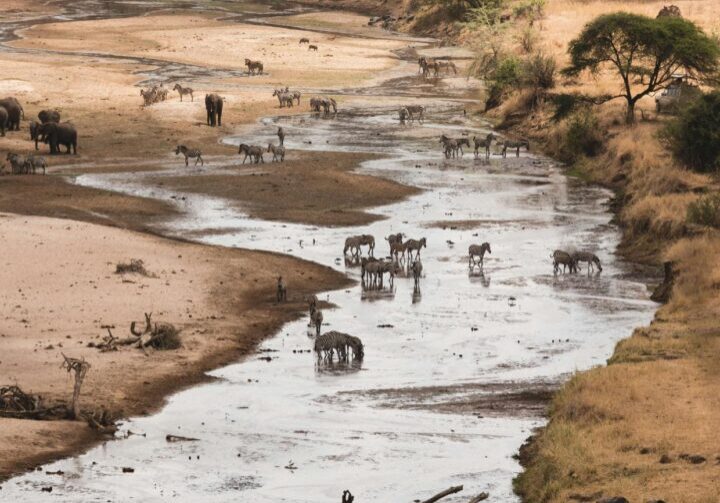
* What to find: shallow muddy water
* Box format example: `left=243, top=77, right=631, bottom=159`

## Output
left=3, top=109, right=657, bottom=501
left=1, top=3, right=658, bottom=502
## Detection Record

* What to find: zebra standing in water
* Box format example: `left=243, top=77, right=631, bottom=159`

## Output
left=277, top=126, right=285, bottom=146
left=310, top=306, right=324, bottom=337
left=175, top=145, right=204, bottom=167
left=473, top=133, right=495, bottom=160
left=468, top=242, right=491, bottom=268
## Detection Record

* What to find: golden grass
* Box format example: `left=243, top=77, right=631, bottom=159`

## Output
left=503, top=2, right=720, bottom=502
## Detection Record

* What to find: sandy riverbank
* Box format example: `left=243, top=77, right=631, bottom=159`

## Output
left=0, top=1, right=419, bottom=480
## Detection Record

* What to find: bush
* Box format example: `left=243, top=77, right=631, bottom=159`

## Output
left=514, top=0, right=545, bottom=20
left=550, top=94, right=578, bottom=122
left=559, top=109, right=604, bottom=163
left=662, top=90, right=720, bottom=173
left=519, top=26, right=538, bottom=53
left=523, top=52, right=555, bottom=90
left=687, top=193, right=720, bottom=227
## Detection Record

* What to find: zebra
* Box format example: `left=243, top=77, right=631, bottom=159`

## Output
left=473, top=133, right=495, bottom=160
left=434, top=60, right=458, bottom=76
left=284, top=87, right=301, bottom=106
left=344, top=235, right=374, bottom=258
left=399, top=107, right=409, bottom=124
left=411, top=259, right=423, bottom=289
left=140, top=88, right=158, bottom=107
left=502, top=139, right=530, bottom=158
left=572, top=251, right=603, bottom=273
left=175, top=145, right=204, bottom=167
left=276, top=276, right=287, bottom=302
left=468, top=242, right=491, bottom=269
left=273, top=90, right=294, bottom=108
left=390, top=240, right=407, bottom=262
left=299, top=37, right=310, bottom=45
left=308, top=44, right=318, bottom=51
left=310, top=306, right=323, bottom=337
left=552, top=250, right=577, bottom=274
left=277, top=126, right=285, bottom=146
left=305, top=294, right=318, bottom=317
left=418, top=57, right=435, bottom=78
left=404, top=237, right=426, bottom=261
left=238, top=143, right=264, bottom=164
left=405, top=105, right=425, bottom=122
left=267, top=143, right=285, bottom=162
left=386, top=233, right=403, bottom=254
left=314, top=331, right=363, bottom=362
left=6, top=153, right=26, bottom=175
left=244, top=58, right=264, bottom=75
left=172, top=84, right=194, bottom=102
left=455, top=137, right=470, bottom=157
left=440, top=136, right=459, bottom=159
left=360, top=256, right=379, bottom=283
left=23, top=154, right=47, bottom=175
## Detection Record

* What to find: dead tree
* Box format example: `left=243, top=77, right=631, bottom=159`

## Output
left=61, top=353, right=90, bottom=420
left=420, top=486, right=463, bottom=503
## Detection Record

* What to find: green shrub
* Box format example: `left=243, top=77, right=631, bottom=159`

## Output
left=551, top=94, right=578, bottom=122
left=687, top=193, right=720, bottom=227
left=514, top=0, right=545, bottom=20
left=662, top=90, right=720, bottom=173
left=560, top=109, right=604, bottom=163
left=523, top=52, right=555, bottom=90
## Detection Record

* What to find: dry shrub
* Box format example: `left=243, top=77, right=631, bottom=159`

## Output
left=687, top=192, right=720, bottom=228
left=623, top=193, right=697, bottom=239
left=149, top=324, right=181, bottom=350
left=665, top=235, right=720, bottom=308
left=115, top=258, right=150, bottom=276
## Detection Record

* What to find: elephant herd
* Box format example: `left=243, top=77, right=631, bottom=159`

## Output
left=0, top=97, right=78, bottom=170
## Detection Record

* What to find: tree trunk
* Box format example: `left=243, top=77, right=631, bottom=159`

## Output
left=626, top=98, right=636, bottom=124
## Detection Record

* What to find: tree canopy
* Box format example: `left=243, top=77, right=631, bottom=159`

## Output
left=563, top=13, right=720, bottom=123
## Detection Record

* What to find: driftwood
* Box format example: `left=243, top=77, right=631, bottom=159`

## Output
left=166, top=434, right=199, bottom=443
left=61, top=354, right=90, bottom=420
left=420, top=485, right=463, bottom=503
left=467, top=493, right=489, bottom=503
left=90, top=313, right=180, bottom=353
left=85, top=409, right=118, bottom=435
left=0, top=385, right=68, bottom=420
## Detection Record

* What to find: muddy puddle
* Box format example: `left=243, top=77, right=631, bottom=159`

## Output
left=0, top=3, right=658, bottom=502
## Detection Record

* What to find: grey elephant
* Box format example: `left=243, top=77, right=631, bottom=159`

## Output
left=0, top=106, right=8, bottom=136
left=205, top=93, right=223, bottom=127
left=0, top=97, right=23, bottom=131
left=38, top=122, right=77, bottom=154
left=38, top=109, right=61, bottom=124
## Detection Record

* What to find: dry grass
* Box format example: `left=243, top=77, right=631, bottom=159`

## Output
left=505, top=1, right=720, bottom=502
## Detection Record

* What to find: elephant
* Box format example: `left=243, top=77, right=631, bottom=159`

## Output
left=0, top=97, right=23, bottom=131
left=205, top=93, right=223, bottom=127
left=38, top=109, right=61, bottom=124
left=29, top=120, right=40, bottom=146
left=37, top=122, right=77, bottom=154
left=0, top=106, right=8, bottom=136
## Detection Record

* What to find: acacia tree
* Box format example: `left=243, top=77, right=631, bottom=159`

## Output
left=563, top=13, right=719, bottom=124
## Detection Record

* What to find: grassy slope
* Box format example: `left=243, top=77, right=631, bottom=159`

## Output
left=476, top=1, right=720, bottom=501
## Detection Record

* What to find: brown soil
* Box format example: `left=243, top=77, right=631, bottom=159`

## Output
left=151, top=151, right=420, bottom=226
left=0, top=0, right=415, bottom=481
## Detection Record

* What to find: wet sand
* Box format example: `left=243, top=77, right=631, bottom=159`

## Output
left=0, top=213, right=348, bottom=481
left=149, top=151, right=420, bottom=226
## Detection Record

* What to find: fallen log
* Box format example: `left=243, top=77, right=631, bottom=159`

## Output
left=166, top=434, right=199, bottom=443
left=467, top=493, right=489, bottom=503
left=420, top=485, right=463, bottom=503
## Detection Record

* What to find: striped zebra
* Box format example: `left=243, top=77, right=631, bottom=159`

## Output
left=284, top=87, right=301, bottom=106
left=238, top=143, right=264, bottom=164
left=473, top=133, right=495, bottom=160
left=552, top=250, right=577, bottom=274
left=172, top=84, right=194, bottom=102
left=245, top=58, right=263, bottom=75
left=314, top=331, right=363, bottom=362
left=267, top=143, right=285, bottom=162
left=502, top=139, right=530, bottom=158
left=175, top=145, right=204, bottom=167
left=404, top=238, right=426, bottom=261
left=572, top=251, right=603, bottom=273
left=411, top=259, right=423, bottom=288
left=468, top=242, right=491, bottom=269
left=24, top=154, right=47, bottom=175
left=310, top=306, right=323, bottom=337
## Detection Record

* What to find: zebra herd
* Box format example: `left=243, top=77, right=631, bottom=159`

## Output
left=5, top=152, right=46, bottom=175
left=418, top=57, right=458, bottom=78
left=440, top=133, right=530, bottom=159
left=140, top=84, right=169, bottom=107
left=303, top=294, right=364, bottom=364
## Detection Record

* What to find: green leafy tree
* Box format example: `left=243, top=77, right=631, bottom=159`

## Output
left=563, top=13, right=720, bottom=123
left=663, top=90, right=720, bottom=172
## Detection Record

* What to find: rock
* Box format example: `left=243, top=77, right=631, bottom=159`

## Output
left=639, top=447, right=652, bottom=454
left=122, top=467, right=135, bottom=473
left=659, top=454, right=672, bottom=464
left=597, top=498, right=629, bottom=503
left=688, top=455, right=706, bottom=464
